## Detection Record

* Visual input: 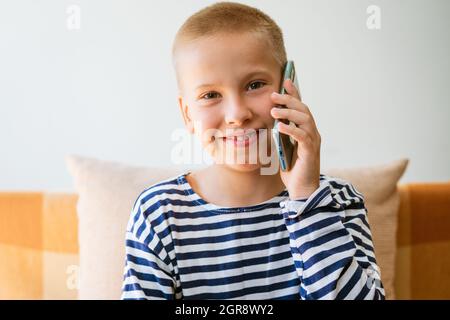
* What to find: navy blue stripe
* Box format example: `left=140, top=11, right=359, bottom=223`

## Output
left=126, top=268, right=173, bottom=287
left=355, top=249, right=373, bottom=260
left=305, top=259, right=352, bottom=300
left=345, top=222, right=373, bottom=243
left=143, top=203, right=283, bottom=224
left=351, top=234, right=374, bottom=253
left=303, top=186, right=331, bottom=212
left=154, top=214, right=284, bottom=241
left=176, top=237, right=290, bottom=260
left=302, top=256, right=350, bottom=286
left=273, top=292, right=300, bottom=300
left=173, top=224, right=287, bottom=246
left=123, top=283, right=173, bottom=300
left=125, top=254, right=173, bottom=278
left=182, top=264, right=296, bottom=289
left=354, top=277, right=371, bottom=300
left=305, top=280, right=335, bottom=299
left=303, top=241, right=355, bottom=270
left=336, top=264, right=364, bottom=299
left=172, top=212, right=283, bottom=232
left=141, top=188, right=187, bottom=203
left=344, top=213, right=371, bottom=230
left=343, top=184, right=363, bottom=201
left=328, top=180, right=351, bottom=193
left=298, top=228, right=350, bottom=254
left=184, top=278, right=300, bottom=300
left=283, top=203, right=366, bottom=226
left=125, top=240, right=172, bottom=273
left=131, top=180, right=182, bottom=222
left=300, top=285, right=307, bottom=299
left=290, top=214, right=342, bottom=240
left=178, top=250, right=293, bottom=274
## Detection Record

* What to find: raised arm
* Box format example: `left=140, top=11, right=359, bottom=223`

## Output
left=279, top=178, right=385, bottom=300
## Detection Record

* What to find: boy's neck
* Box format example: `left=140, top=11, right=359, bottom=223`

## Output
left=187, top=164, right=286, bottom=208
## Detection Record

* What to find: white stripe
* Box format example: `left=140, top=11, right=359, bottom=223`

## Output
left=176, top=240, right=290, bottom=267
left=238, top=285, right=299, bottom=300
left=283, top=208, right=343, bottom=233
left=300, top=247, right=355, bottom=280
left=183, top=272, right=298, bottom=296
left=170, top=219, right=285, bottom=240
left=304, top=265, right=344, bottom=293
left=123, top=274, right=173, bottom=296
left=126, top=246, right=173, bottom=279
left=173, top=229, right=289, bottom=255
left=180, top=255, right=296, bottom=282
left=295, top=231, right=352, bottom=263
left=288, top=219, right=345, bottom=251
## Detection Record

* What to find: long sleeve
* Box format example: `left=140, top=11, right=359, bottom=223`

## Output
left=279, top=176, right=385, bottom=300
left=121, top=199, right=180, bottom=300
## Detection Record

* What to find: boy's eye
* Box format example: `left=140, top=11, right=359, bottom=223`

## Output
left=247, top=81, right=266, bottom=91
left=201, top=92, right=220, bottom=100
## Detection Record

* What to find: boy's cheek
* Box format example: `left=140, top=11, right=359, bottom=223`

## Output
left=261, top=96, right=277, bottom=119
left=192, top=121, right=221, bottom=143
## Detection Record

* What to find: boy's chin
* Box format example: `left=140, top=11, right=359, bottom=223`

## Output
left=211, top=150, right=278, bottom=173
left=224, top=162, right=262, bottom=173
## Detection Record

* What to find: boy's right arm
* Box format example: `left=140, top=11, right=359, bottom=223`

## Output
left=121, top=200, right=179, bottom=300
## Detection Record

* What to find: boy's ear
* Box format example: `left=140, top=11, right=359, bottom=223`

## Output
left=178, top=96, right=194, bottom=134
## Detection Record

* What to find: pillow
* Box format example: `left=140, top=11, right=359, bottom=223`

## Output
left=66, top=155, right=408, bottom=300
left=324, top=158, right=409, bottom=299
left=65, top=155, right=185, bottom=299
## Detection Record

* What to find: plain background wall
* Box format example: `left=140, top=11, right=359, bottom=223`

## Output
left=0, top=0, right=449, bottom=191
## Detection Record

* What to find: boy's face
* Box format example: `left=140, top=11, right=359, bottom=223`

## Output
left=176, top=32, right=282, bottom=172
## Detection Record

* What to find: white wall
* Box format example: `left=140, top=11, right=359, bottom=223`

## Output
left=1, top=0, right=449, bottom=191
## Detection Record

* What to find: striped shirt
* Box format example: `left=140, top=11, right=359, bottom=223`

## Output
left=121, top=172, right=385, bottom=300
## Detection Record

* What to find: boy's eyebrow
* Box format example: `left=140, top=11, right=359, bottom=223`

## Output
left=195, top=69, right=273, bottom=90
left=242, top=70, right=274, bottom=83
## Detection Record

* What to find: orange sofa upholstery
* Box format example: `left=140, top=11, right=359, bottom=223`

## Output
left=1, top=182, right=449, bottom=299
left=0, top=193, right=79, bottom=299
left=395, top=183, right=450, bottom=299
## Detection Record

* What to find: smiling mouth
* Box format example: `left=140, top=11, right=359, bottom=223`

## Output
left=224, top=131, right=256, bottom=141
left=213, top=128, right=262, bottom=140
left=213, top=128, right=273, bottom=149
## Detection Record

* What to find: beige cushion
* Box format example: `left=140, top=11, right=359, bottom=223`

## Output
left=65, top=155, right=186, bottom=299
left=66, top=155, right=408, bottom=300
left=324, top=158, right=409, bottom=299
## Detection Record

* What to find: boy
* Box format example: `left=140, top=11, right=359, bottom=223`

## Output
left=121, top=2, right=384, bottom=300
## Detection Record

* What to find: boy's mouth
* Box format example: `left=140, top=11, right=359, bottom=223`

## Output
left=216, top=128, right=261, bottom=139
left=215, top=128, right=267, bottom=147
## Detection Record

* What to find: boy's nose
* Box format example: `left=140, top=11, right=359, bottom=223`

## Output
left=224, top=99, right=253, bottom=126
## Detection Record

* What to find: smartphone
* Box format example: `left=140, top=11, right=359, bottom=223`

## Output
left=272, top=60, right=299, bottom=171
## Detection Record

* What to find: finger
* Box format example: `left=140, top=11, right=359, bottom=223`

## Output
left=274, top=110, right=320, bottom=137
left=271, top=92, right=310, bottom=114
left=284, top=78, right=302, bottom=102
left=277, top=122, right=312, bottom=147
left=271, top=107, right=311, bottom=128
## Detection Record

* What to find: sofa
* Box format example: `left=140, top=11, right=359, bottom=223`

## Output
left=1, top=156, right=449, bottom=300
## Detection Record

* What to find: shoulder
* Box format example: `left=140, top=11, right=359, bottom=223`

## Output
left=126, top=172, right=190, bottom=233
left=133, top=172, right=188, bottom=209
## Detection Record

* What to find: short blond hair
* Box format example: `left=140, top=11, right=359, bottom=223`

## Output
left=172, top=1, right=287, bottom=75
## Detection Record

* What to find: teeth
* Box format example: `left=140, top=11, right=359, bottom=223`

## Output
left=224, top=131, right=258, bottom=141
